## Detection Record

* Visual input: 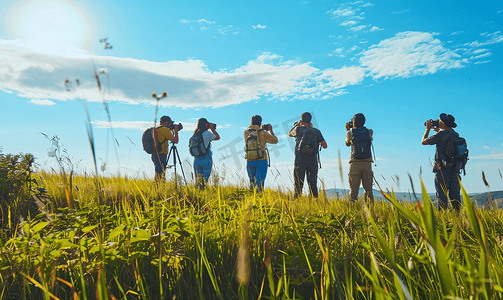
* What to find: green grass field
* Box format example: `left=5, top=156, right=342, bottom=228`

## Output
left=1, top=165, right=503, bottom=300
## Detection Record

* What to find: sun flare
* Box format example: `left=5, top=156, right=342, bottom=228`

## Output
left=5, top=0, right=94, bottom=52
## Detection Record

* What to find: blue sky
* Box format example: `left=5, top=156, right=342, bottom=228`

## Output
left=1, top=0, right=502, bottom=195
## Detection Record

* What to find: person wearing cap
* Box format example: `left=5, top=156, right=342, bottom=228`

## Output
left=345, top=113, right=374, bottom=202
left=422, top=113, right=461, bottom=211
left=192, top=118, right=220, bottom=189
left=244, top=115, right=278, bottom=192
left=152, top=115, right=179, bottom=181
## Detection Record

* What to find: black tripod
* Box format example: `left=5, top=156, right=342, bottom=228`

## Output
left=166, top=142, right=187, bottom=187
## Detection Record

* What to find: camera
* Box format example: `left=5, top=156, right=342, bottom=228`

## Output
left=348, top=121, right=353, bottom=128
left=167, top=120, right=183, bottom=131
left=209, top=122, right=217, bottom=129
left=424, top=119, right=439, bottom=128
left=262, top=124, right=271, bottom=130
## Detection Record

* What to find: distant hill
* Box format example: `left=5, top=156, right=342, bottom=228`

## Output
left=324, top=188, right=436, bottom=202
left=324, top=188, right=503, bottom=209
left=469, top=191, right=503, bottom=209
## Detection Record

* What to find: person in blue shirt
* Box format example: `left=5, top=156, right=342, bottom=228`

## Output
left=193, top=118, right=220, bottom=189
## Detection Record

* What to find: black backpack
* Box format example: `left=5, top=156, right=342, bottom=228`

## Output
left=351, top=128, right=372, bottom=159
left=142, top=127, right=164, bottom=154
left=189, top=132, right=208, bottom=157
left=445, top=135, right=469, bottom=175
left=297, top=127, right=318, bottom=156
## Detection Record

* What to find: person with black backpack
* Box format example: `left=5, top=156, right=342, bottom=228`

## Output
left=288, top=112, right=327, bottom=198
left=422, top=113, right=467, bottom=211
left=244, top=115, right=278, bottom=192
left=148, top=115, right=179, bottom=181
left=345, top=113, right=374, bottom=203
left=189, top=118, right=220, bottom=189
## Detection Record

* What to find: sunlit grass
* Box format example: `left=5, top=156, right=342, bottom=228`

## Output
left=0, top=170, right=502, bottom=299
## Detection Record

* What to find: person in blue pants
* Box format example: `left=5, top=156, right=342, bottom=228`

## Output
left=244, top=115, right=278, bottom=192
left=192, top=118, right=220, bottom=189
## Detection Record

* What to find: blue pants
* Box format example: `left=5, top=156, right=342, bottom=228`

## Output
left=247, top=159, right=268, bottom=192
left=151, top=153, right=167, bottom=175
left=194, top=153, right=213, bottom=188
left=434, top=170, right=461, bottom=211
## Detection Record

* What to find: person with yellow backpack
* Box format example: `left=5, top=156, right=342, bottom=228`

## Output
left=244, top=115, right=278, bottom=192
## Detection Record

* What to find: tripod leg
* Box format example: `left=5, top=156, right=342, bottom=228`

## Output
left=174, top=148, right=187, bottom=185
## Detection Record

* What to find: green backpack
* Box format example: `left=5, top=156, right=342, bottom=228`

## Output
left=245, top=129, right=265, bottom=161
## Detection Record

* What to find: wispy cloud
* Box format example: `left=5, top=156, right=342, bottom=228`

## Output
left=218, top=25, right=235, bottom=35
left=253, top=24, right=267, bottom=29
left=370, top=26, right=384, bottom=32
left=178, top=19, right=215, bottom=24
left=350, top=25, right=367, bottom=32
left=362, top=2, right=374, bottom=7
left=470, top=52, right=491, bottom=60
left=393, top=9, right=410, bottom=14
left=472, top=48, right=490, bottom=54
left=449, top=31, right=464, bottom=36
left=474, top=60, right=490, bottom=64
left=465, top=31, right=503, bottom=47
left=341, top=20, right=357, bottom=26
left=29, top=99, right=56, bottom=106
left=484, top=145, right=490, bottom=149
left=198, top=19, right=215, bottom=24
left=328, top=7, right=357, bottom=18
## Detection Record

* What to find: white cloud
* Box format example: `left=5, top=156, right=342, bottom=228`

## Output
left=29, top=99, right=56, bottom=106
left=360, top=31, right=465, bottom=79
left=362, top=2, right=374, bottom=7
left=350, top=25, right=367, bottom=32
left=483, top=145, right=490, bottom=149
left=449, top=31, right=464, bottom=36
left=470, top=52, right=491, bottom=60
left=472, top=48, right=490, bottom=54
left=198, top=19, right=215, bottom=24
left=328, top=7, right=357, bottom=18
left=0, top=31, right=477, bottom=109
left=200, top=27, right=209, bottom=31
left=218, top=25, right=234, bottom=35
left=341, top=21, right=357, bottom=26
left=0, top=39, right=365, bottom=108
left=393, top=9, right=410, bottom=14
left=253, top=24, right=267, bottom=29
left=474, top=60, right=490, bottom=64
left=178, top=19, right=190, bottom=24
left=370, top=26, right=384, bottom=32
left=465, top=31, right=503, bottom=47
